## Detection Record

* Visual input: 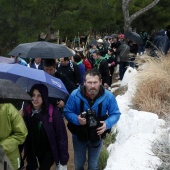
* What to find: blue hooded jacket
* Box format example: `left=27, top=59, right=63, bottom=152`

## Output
left=64, top=86, right=121, bottom=130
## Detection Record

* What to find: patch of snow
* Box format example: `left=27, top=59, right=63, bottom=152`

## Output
left=105, top=67, right=165, bottom=170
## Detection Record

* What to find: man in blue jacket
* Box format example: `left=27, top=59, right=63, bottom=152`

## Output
left=64, top=68, right=121, bottom=170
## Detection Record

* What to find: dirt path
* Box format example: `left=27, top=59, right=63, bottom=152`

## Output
left=64, top=119, right=74, bottom=170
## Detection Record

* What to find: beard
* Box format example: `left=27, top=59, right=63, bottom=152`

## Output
left=87, top=88, right=99, bottom=96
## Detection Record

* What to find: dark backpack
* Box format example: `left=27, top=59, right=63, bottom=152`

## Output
left=58, top=61, right=74, bottom=72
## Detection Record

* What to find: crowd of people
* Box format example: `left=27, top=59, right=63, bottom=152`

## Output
left=0, top=27, right=170, bottom=170
left=0, top=69, right=121, bottom=170
left=12, top=27, right=170, bottom=84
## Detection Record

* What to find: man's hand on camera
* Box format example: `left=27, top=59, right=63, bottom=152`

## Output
left=78, top=115, right=87, bottom=125
left=97, top=121, right=106, bottom=135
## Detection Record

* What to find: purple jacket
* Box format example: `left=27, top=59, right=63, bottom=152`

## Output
left=24, top=104, right=69, bottom=165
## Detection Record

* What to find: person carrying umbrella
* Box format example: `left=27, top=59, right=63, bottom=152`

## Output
left=0, top=103, right=28, bottom=170
left=0, top=145, right=14, bottom=170
left=23, top=84, right=69, bottom=170
left=0, top=79, right=31, bottom=170
left=28, top=58, right=44, bottom=70
left=10, top=56, right=27, bottom=66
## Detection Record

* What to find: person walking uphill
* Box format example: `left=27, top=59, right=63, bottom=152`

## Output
left=23, top=84, right=69, bottom=170
left=64, top=69, right=121, bottom=170
left=0, top=103, right=28, bottom=170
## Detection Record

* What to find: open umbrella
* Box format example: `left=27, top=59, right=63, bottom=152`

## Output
left=111, top=34, right=118, bottom=38
left=0, top=56, right=16, bottom=64
left=104, top=35, right=112, bottom=39
left=8, top=41, right=74, bottom=59
left=89, top=39, right=98, bottom=46
left=0, top=63, right=69, bottom=100
left=0, top=79, right=31, bottom=103
left=125, top=31, right=143, bottom=45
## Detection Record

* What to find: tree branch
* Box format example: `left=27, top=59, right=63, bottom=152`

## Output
left=129, top=0, right=160, bottom=24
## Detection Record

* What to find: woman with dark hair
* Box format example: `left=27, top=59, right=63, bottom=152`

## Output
left=23, top=84, right=69, bottom=170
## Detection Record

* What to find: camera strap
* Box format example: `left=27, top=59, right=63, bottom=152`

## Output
left=80, top=99, right=102, bottom=117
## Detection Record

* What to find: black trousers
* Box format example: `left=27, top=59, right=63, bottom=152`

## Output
left=26, top=151, right=54, bottom=170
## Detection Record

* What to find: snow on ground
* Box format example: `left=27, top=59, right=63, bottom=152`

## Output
left=105, top=67, right=165, bottom=170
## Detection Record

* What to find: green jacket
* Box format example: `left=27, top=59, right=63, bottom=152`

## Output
left=0, top=103, right=28, bottom=170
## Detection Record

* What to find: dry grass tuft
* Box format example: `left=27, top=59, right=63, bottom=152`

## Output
left=132, top=55, right=170, bottom=117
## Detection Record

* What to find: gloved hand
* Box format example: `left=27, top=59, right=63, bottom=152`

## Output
left=56, top=164, right=67, bottom=170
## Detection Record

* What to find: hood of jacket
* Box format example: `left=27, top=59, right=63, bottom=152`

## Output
left=158, top=29, right=165, bottom=36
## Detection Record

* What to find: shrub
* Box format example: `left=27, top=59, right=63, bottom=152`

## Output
left=98, top=131, right=117, bottom=170
left=132, top=56, right=170, bottom=117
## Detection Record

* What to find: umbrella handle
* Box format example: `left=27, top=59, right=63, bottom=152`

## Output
left=20, top=101, right=24, bottom=110
left=19, top=102, right=25, bottom=116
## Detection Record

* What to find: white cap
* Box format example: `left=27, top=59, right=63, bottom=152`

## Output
left=97, top=39, right=103, bottom=43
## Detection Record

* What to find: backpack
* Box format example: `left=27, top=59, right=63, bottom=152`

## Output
left=58, top=61, right=74, bottom=72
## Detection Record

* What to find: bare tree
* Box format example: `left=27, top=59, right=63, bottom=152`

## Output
left=122, top=0, right=161, bottom=32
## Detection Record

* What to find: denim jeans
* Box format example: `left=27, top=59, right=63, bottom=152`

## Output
left=72, top=135, right=103, bottom=170
left=119, top=62, right=129, bottom=80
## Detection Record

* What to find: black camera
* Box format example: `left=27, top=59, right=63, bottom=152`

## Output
left=81, top=109, right=98, bottom=127
left=80, top=111, right=87, bottom=118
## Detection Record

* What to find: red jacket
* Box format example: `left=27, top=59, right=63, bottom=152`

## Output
left=82, top=58, right=92, bottom=70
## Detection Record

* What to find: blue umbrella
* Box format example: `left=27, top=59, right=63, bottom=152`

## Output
left=0, top=63, right=69, bottom=100
left=0, top=56, right=16, bottom=64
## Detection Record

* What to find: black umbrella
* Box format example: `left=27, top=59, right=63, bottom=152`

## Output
left=111, top=34, right=118, bottom=38
left=8, top=41, right=75, bottom=59
left=104, top=35, right=112, bottom=39
left=0, top=56, right=16, bottom=64
left=0, top=79, right=31, bottom=103
left=125, top=31, right=143, bottom=45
